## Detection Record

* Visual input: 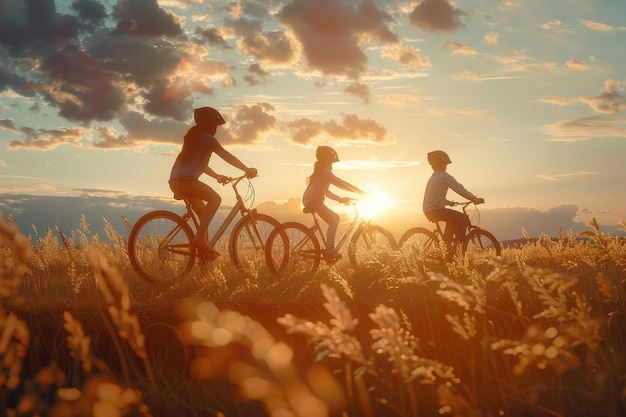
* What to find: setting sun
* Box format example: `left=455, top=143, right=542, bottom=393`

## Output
left=356, top=183, right=395, bottom=221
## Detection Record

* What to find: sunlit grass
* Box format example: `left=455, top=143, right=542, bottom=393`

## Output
left=1, top=213, right=625, bottom=416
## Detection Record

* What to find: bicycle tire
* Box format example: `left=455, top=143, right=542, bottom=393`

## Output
left=128, top=210, right=195, bottom=283
left=229, top=212, right=280, bottom=270
left=398, top=227, right=445, bottom=269
left=348, top=223, right=397, bottom=269
left=463, top=229, right=501, bottom=257
left=265, top=222, right=321, bottom=277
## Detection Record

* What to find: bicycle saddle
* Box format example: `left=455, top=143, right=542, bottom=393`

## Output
left=302, top=206, right=314, bottom=214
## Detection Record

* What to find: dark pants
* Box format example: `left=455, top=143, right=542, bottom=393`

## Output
left=424, top=208, right=469, bottom=243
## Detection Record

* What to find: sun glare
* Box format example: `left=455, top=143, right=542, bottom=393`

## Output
left=357, top=183, right=394, bottom=221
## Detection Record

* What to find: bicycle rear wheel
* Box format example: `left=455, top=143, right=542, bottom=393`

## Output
left=265, top=222, right=320, bottom=277
left=348, top=223, right=397, bottom=269
left=229, top=212, right=280, bottom=270
left=398, top=227, right=445, bottom=270
left=128, top=210, right=195, bottom=283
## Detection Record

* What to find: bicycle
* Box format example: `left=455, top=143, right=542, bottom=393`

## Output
left=264, top=197, right=397, bottom=277
left=398, top=201, right=501, bottom=270
left=127, top=174, right=280, bottom=283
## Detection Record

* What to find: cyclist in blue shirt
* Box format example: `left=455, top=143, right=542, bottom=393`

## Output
left=169, top=107, right=257, bottom=257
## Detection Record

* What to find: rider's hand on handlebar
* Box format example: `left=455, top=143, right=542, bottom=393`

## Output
left=473, top=197, right=485, bottom=204
left=217, top=175, right=228, bottom=184
left=339, top=197, right=352, bottom=205
left=245, top=167, right=258, bottom=179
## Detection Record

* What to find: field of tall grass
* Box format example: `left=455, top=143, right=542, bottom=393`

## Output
left=1, top=214, right=625, bottom=416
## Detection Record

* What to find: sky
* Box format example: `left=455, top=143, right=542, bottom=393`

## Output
left=1, top=0, right=625, bottom=241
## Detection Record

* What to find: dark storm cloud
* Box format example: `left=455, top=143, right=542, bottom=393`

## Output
left=71, top=0, right=107, bottom=27
left=0, top=0, right=80, bottom=56
left=112, top=0, right=184, bottom=38
left=0, top=0, right=191, bottom=133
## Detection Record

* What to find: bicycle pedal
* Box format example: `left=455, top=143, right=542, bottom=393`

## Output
left=323, top=252, right=342, bottom=262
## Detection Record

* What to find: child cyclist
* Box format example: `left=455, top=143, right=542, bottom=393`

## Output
left=302, top=146, right=366, bottom=257
left=423, top=150, right=484, bottom=253
left=169, top=107, right=257, bottom=258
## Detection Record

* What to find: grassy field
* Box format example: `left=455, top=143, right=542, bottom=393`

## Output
left=1, top=215, right=625, bottom=416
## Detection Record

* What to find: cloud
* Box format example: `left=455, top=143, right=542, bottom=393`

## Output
left=408, top=0, right=469, bottom=35
left=539, top=80, right=625, bottom=114
left=8, top=126, right=87, bottom=150
left=380, top=44, right=432, bottom=69
left=380, top=91, right=421, bottom=109
left=285, top=113, right=395, bottom=146
left=536, top=171, right=596, bottom=181
left=484, top=31, right=498, bottom=45
left=93, top=111, right=188, bottom=148
left=452, top=70, right=527, bottom=81
left=565, top=59, right=591, bottom=71
left=537, top=96, right=575, bottom=106
left=343, top=81, right=371, bottom=104
left=540, top=116, right=626, bottom=142
left=219, top=102, right=278, bottom=145
left=443, top=40, right=477, bottom=55
left=278, top=0, right=397, bottom=78
left=111, top=0, right=184, bottom=37
left=580, top=20, right=626, bottom=32
left=580, top=79, right=626, bottom=114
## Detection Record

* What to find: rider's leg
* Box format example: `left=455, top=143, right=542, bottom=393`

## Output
left=309, top=202, right=340, bottom=253
left=427, top=208, right=466, bottom=258
left=169, top=179, right=221, bottom=252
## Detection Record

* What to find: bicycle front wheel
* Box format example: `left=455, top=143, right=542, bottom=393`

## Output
left=265, top=222, right=321, bottom=277
left=128, top=210, right=195, bottom=283
left=229, top=212, right=280, bottom=270
left=348, top=224, right=397, bottom=269
left=463, top=229, right=501, bottom=258
left=398, top=227, right=445, bottom=270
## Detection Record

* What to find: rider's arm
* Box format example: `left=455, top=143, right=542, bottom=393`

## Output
left=212, top=140, right=257, bottom=178
left=329, top=172, right=364, bottom=194
left=203, top=166, right=227, bottom=183
left=446, top=174, right=482, bottom=203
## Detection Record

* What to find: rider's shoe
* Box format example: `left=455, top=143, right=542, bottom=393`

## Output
left=323, top=249, right=342, bottom=262
left=192, top=239, right=220, bottom=258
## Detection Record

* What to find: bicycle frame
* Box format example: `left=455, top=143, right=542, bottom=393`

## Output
left=178, top=175, right=256, bottom=246
left=430, top=201, right=479, bottom=242
left=307, top=199, right=364, bottom=252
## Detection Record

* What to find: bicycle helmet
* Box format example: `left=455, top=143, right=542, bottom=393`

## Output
left=427, top=150, right=452, bottom=167
left=316, top=146, right=339, bottom=163
left=194, top=107, right=226, bottom=127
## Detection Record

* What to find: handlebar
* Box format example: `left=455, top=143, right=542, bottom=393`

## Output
left=448, top=200, right=483, bottom=207
left=218, top=173, right=257, bottom=186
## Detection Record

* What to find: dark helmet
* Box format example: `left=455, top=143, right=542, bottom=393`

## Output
left=427, top=150, right=452, bottom=167
left=194, top=107, right=226, bottom=127
left=316, top=146, right=339, bottom=163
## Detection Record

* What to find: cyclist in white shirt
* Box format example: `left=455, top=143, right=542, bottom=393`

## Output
left=423, top=150, right=484, bottom=248
left=302, top=146, right=365, bottom=256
